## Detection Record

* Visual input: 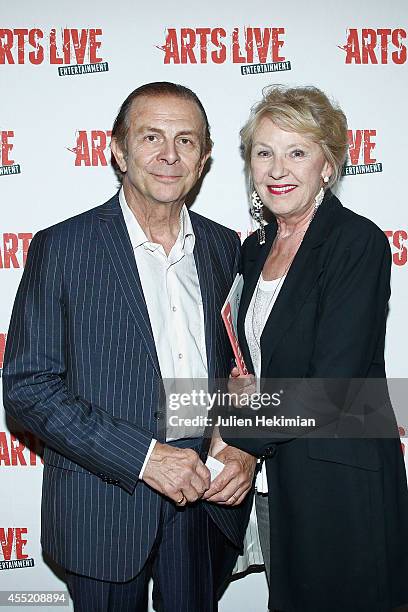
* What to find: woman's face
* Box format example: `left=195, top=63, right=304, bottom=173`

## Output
left=250, top=117, right=332, bottom=220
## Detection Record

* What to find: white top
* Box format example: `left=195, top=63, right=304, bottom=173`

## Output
left=119, top=188, right=208, bottom=477
left=245, top=273, right=286, bottom=493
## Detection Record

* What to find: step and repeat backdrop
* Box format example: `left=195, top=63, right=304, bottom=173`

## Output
left=1, top=1, right=407, bottom=610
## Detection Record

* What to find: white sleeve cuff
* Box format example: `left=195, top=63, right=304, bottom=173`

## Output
left=138, top=438, right=157, bottom=479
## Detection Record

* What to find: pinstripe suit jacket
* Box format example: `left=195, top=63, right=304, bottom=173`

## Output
left=2, top=193, right=251, bottom=581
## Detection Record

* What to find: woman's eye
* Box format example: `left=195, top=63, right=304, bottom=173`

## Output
left=257, top=150, right=271, bottom=157
left=292, top=149, right=305, bottom=158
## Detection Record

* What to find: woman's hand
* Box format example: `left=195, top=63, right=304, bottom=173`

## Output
left=228, top=366, right=257, bottom=406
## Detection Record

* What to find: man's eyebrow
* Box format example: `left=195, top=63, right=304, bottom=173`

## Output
left=136, top=126, right=200, bottom=137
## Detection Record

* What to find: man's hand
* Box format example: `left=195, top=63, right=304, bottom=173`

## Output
left=142, top=442, right=211, bottom=505
left=203, top=445, right=256, bottom=506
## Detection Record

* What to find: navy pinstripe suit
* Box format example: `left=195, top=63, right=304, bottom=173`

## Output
left=2, top=193, right=251, bottom=589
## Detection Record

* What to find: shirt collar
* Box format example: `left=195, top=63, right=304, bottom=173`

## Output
left=119, top=187, right=195, bottom=254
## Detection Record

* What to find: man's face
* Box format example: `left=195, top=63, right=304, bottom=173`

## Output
left=112, top=94, right=210, bottom=206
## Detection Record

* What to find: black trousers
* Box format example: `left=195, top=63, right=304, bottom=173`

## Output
left=66, top=497, right=238, bottom=612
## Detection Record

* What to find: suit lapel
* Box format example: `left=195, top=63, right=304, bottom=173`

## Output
left=191, top=218, right=217, bottom=379
left=96, top=195, right=161, bottom=377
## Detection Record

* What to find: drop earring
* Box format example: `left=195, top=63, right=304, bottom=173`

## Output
left=314, top=187, right=325, bottom=210
left=314, top=176, right=329, bottom=211
left=251, top=190, right=266, bottom=245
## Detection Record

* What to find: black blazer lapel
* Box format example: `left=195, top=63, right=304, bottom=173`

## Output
left=192, top=219, right=217, bottom=379
left=96, top=195, right=161, bottom=377
left=259, top=242, right=323, bottom=376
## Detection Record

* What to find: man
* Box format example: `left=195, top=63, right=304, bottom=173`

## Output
left=2, top=82, right=255, bottom=611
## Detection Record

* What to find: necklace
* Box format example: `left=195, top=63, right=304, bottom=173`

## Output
left=276, top=226, right=308, bottom=240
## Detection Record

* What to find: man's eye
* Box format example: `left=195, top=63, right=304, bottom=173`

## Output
left=145, top=135, right=158, bottom=142
left=292, top=149, right=305, bottom=158
left=179, top=137, right=192, bottom=145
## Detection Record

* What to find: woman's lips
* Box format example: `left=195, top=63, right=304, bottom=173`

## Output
left=267, top=184, right=297, bottom=196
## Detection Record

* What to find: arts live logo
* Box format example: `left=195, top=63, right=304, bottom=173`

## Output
left=385, top=231, right=407, bottom=266
left=235, top=229, right=254, bottom=242
left=0, top=429, right=44, bottom=467
left=339, top=28, right=406, bottom=64
left=0, top=233, right=32, bottom=269
left=0, top=332, right=5, bottom=377
left=0, top=131, right=20, bottom=176
left=0, top=528, right=34, bottom=570
left=343, top=130, right=383, bottom=176
left=399, top=426, right=407, bottom=455
left=158, top=27, right=291, bottom=75
left=67, top=130, right=112, bottom=166
left=0, top=28, right=109, bottom=76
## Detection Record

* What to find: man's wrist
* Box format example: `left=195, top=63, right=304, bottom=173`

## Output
left=139, top=438, right=157, bottom=479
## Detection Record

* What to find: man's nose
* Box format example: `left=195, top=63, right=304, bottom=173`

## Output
left=158, top=139, right=180, bottom=164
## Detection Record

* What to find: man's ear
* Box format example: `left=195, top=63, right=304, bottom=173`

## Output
left=111, top=138, right=127, bottom=173
left=198, top=150, right=211, bottom=177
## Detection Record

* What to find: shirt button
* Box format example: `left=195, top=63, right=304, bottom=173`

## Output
left=178, top=353, right=183, bottom=359
left=172, top=306, right=177, bottom=312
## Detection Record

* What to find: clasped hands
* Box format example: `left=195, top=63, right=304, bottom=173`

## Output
left=142, top=440, right=255, bottom=507
left=142, top=368, right=257, bottom=506
left=203, top=367, right=257, bottom=505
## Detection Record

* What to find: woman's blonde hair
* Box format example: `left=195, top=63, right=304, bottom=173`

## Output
left=240, top=85, right=349, bottom=190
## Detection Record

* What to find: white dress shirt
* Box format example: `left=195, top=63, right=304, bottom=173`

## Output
left=119, top=189, right=208, bottom=478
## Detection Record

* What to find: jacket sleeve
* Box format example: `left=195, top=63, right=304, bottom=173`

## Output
left=220, top=221, right=392, bottom=457
left=2, top=230, right=154, bottom=494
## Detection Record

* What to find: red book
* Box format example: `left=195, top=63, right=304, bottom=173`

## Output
left=221, top=274, right=248, bottom=375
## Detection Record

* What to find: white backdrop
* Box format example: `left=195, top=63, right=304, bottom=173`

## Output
left=1, top=1, right=407, bottom=610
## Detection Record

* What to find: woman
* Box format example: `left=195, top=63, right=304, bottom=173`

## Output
left=219, top=85, right=408, bottom=611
